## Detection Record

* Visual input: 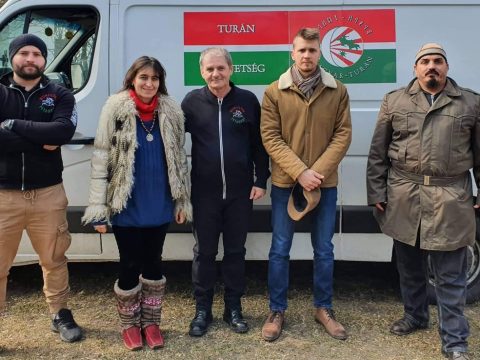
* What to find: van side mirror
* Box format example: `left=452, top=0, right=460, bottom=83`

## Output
left=0, top=67, right=10, bottom=77
left=46, top=71, right=72, bottom=90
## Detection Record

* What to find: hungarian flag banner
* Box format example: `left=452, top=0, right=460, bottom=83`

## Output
left=184, top=9, right=396, bottom=85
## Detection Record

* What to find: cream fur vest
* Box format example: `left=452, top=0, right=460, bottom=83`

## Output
left=82, top=91, right=192, bottom=224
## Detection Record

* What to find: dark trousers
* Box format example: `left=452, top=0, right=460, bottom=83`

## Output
left=113, top=224, right=169, bottom=290
left=394, top=240, right=469, bottom=353
left=191, top=196, right=252, bottom=311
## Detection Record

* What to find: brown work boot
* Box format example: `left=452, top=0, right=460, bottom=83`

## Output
left=261, top=311, right=284, bottom=341
left=314, top=307, right=347, bottom=340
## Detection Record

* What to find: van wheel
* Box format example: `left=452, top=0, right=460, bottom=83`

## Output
left=427, top=229, right=480, bottom=304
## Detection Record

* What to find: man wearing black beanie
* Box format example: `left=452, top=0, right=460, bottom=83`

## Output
left=0, top=33, right=83, bottom=343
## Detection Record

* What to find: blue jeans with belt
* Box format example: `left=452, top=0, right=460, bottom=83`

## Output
left=268, top=185, right=337, bottom=311
left=394, top=240, right=469, bottom=354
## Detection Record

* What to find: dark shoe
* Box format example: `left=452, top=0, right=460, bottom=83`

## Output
left=314, top=307, right=348, bottom=340
left=188, top=310, right=213, bottom=337
left=223, top=309, right=249, bottom=334
left=51, top=309, right=83, bottom=343
left=445, top=352, right=470, bottom=360
left=261, top=311, right=284, bottom=342
left=389, top=317, right=428, bottom=336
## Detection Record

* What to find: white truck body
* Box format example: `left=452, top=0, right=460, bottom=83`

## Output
left=0, top=0, right=478, bottom=292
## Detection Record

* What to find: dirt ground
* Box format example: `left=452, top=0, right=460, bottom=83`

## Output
left=0, top=261, right=478, bottom=360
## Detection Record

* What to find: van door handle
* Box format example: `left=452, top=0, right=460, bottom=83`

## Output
left=67, top=137, right=94, bottom=145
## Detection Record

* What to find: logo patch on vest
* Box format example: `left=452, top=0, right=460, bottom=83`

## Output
left=230, top=106, right=247, bottom=125
left=39, top=94, right=57, bottom=113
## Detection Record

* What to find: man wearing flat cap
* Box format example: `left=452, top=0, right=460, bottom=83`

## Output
left=0, top=34, right=82, bottom=342
left=260, top=28, right=352, bottom=342
left=367, top=43, right=478, bottom=360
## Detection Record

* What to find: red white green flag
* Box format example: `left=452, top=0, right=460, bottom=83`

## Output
left=184, top=9, right=396, bottom=85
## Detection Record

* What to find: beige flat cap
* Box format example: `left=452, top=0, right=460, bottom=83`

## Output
left=415, top=42, right=447, bottom=63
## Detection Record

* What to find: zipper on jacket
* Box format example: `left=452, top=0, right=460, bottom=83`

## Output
left=9, top=83, right=44, bottom=119
left=9, top=83, right=45, bottom=190
left=218, top=98, right=227, bottom=200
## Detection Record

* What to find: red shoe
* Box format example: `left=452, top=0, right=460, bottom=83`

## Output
left=143, top=324, right=164, bottom=349
left=122, top=326, right=143, bottom=351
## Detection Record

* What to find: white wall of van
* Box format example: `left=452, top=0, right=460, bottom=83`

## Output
left=1, top=1, right=479, bottom=301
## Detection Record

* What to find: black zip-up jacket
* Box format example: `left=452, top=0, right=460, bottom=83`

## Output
left=182, top=83, right=270, bottom=200
left=0, top=73, right=77, bottom=190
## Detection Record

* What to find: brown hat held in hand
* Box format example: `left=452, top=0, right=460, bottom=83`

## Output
left=287, top=183, right=321, bottom=221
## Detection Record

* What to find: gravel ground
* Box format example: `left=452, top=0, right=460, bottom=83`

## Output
left=0, top=261, right=478, bottom=360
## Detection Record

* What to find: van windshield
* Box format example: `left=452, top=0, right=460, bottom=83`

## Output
left=0, top=7, right=98, bottom=92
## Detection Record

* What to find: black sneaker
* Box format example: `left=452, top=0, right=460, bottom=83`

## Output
left=445, top=352, right=470, bottom=360
left=51, top=309, right=83, bottom=342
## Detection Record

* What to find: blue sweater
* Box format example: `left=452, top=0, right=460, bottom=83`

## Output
left=112, top=119, right=174, bottom=227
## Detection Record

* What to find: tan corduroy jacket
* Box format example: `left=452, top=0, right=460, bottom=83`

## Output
left=261, top=67, right=352, bottom=188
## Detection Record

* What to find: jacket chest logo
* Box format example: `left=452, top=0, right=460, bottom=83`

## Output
left=39, top=94, right=57, bottom=113
left=230, top=106, right=247, bottom=125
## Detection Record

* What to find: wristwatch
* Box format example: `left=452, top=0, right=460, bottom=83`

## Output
left=0, top=119, right=14, bottom=130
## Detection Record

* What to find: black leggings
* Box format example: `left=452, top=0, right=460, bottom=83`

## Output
left=112, top=224, right=169, bottom=290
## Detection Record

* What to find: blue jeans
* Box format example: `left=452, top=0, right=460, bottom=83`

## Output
left=268, top=185, right=337, bottom=311
left=394, top=240, right=469, bottom=353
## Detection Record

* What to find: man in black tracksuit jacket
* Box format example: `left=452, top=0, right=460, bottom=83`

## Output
left=0, top=34, right=82, bottom=343
left=182, top=47, right=270, bottom=337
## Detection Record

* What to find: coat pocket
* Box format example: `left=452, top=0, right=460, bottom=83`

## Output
left=388, top=130, right=408, bottom=163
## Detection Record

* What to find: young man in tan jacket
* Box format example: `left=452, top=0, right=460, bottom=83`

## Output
left=260, top=28, right=352, bottom=342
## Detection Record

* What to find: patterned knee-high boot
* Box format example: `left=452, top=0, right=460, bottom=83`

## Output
left=140, top=275, right=166, bottom=349
left=114, top=281, right=143, bottom=351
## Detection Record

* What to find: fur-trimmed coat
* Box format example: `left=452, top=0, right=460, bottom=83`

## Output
left=82, top=91, right=192, bottom=224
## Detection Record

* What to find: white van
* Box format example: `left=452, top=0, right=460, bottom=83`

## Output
left=0, top=0, right=479, bottom=302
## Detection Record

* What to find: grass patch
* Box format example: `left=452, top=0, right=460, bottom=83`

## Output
left=0, top=261, right=478, bottom=359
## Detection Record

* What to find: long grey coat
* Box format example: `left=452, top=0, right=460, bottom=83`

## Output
left=367, top=78, right=480, bottom=250
left=82, top=91, right=192, bottom=224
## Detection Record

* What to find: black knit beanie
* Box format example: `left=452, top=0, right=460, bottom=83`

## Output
left=9, top=34, right=47, bottom=63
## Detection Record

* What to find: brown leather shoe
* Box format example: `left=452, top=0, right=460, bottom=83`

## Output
left=314, top=307, right=348, bottom=340
left=261, top=311, right=284, bottom=341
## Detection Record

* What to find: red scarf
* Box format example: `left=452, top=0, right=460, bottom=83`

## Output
left=129, top=89, right=158, bottom=121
